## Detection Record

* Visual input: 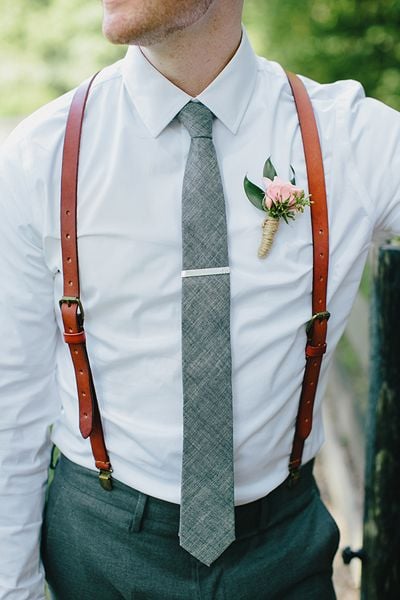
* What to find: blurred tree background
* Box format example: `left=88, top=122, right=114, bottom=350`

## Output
left=0, top=0, right=399, bottom=116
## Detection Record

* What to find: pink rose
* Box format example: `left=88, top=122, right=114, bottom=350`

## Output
left=263, top=176, right=303, bottom=210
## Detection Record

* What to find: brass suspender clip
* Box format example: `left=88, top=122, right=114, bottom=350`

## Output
left=306, top=310, right=330, bottom=335
left=59, top=296, right=85, bottom=327
left=287, top=464, right=301, bottom=488
left=99, top=469, right=113, bottom=491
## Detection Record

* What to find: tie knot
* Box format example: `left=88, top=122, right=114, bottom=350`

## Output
left=177, top=102, right=213, bottom=139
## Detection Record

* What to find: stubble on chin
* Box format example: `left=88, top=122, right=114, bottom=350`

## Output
left=102, top=0, right=215, bottom=46
left=103, top=16, right=188, bottom=46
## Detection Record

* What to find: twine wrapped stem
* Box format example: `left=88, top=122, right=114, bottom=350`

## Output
left=258, top=217, right=280, bottom=258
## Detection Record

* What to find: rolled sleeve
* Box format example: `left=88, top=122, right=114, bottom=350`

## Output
left=0, top=131, right=60, bottom=599
left=338, top=81, right=400, bottom=235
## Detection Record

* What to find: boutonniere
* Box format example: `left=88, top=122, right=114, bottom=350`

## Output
left=243, top=158, right=311, bottom=258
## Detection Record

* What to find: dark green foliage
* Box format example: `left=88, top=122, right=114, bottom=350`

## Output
left=243, top=175, right=265, bottom=210
left=244, top=0, right=400, bottom=110
left=262, top=157, right=277, bottom=181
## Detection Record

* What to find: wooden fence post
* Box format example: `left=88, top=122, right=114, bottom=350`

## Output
left=362, top=243, right=400, bottom=598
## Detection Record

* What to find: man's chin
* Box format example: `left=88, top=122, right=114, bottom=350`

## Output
left=102, top=25, right=129, bottom=45
left=102, top=16, right=133, bottom=44
left=102, top=18, right=163, bottom=46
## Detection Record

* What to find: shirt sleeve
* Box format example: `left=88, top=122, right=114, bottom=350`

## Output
left=337, top=80, right=400, bottom=235
left=0, top=131, right=60, bottom=600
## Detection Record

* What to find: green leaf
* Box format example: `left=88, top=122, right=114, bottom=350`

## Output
left=290, top=165, right=296, bottom=185
left=243, top=176, right=265, bottom=211
left=263, top=157, right=277, bottom=181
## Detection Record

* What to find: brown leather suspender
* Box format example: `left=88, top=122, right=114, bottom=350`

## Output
left=60, top=73, right=113, bottom=490
left=286, top=71, right=330, bottom=481
left=59, top=71, right=329, bottom=490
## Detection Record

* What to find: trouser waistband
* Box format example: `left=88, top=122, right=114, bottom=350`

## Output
left=54, top=454, right=316, bottom=539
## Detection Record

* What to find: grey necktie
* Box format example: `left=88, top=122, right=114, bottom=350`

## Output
left=177, top=102, right=235, bottom=566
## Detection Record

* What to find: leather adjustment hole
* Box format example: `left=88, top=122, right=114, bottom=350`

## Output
left=67, top=257, right=72, bottom=263
left=319, top=229, right=323, bottom=235
left=66, top=233, right=71, bottom=239
left=319, top=252, right=324, bottom=257
left=68, top=328, right=73, bottom=333
left=305, top=418, right=309, bottom=423
left=318, top=299, right=322, bottom=304
left=83, top=412, right=88, bottom=418
left=74, top=349, right=78, bottom=355
left=310, top=381, right=314, bottom=387
left=79, top=369, right=84, bottom=375
left=319, top=276, right=324, bottom=282
left=68, top=280, right=73, bottom=286
left=82, top=392, right=86, bottom=397
left=313, top=361, right=318, bottom=367
left=306, top=400, right=311, bottom=405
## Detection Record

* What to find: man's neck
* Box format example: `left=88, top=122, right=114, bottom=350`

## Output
left=139, top=2, right=243, bottom=97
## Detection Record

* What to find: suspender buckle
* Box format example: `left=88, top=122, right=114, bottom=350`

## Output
left=287, top=464, right=301, bottom=488
left=59, top=296, right=85, bottom=327
left=306, top=310, right=330, bottom=335
left=98, top=469, right=113, bottom=491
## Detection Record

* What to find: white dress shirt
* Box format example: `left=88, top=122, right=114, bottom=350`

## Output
left=1, top=28, right=400, bottom=599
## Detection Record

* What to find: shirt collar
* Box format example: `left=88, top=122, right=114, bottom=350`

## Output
left=121, top=28, right=258, bottom=137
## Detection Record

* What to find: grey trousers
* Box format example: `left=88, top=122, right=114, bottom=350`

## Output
left=41, top=455, right=340, bottom=600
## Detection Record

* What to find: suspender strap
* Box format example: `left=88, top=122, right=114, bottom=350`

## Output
left=59, top=70, right=329, bottom=491
left=60, top=73, right=113, bottom=490
left=285, top=71, right=330, bottom=480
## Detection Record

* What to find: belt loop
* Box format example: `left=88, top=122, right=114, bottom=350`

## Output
left=130, top=493, right=148, bottom=533
left=50, top=445, right=61, bottom=470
